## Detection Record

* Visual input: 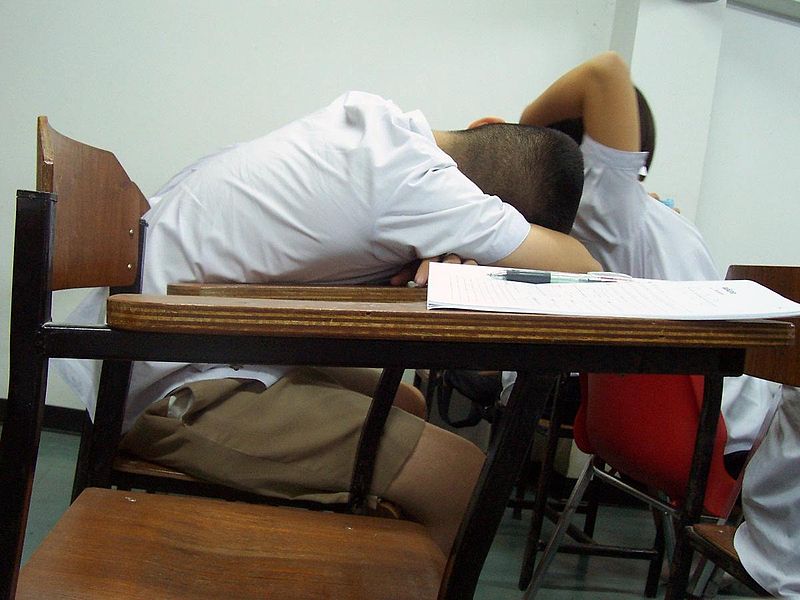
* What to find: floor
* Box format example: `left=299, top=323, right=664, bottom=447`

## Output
left=21, top=429, right=759, bottom=599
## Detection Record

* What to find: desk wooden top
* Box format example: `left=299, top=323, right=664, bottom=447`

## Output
left=107, top=292, right=794, bottom=349
left=167, top=282, right=427, bottom=302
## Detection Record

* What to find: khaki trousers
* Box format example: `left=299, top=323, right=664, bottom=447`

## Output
left=120, top=367, right=425, bottom=504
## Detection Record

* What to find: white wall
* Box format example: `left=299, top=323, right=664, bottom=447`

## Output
left=2, top=1, right=799, bottom=410
left=628, top=0, right=726, bottom=223
left=696, top=3, right=800, bottom=272
left=0, top=0, right=615, bottom=408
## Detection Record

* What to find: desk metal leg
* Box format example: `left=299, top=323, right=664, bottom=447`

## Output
left=665, top=374, right=724, bottom=600
left=0, top=192, right=54, bottom=599
left=439, top=371, right=559, bottom=600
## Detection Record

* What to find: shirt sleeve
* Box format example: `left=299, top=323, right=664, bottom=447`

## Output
left=371, top=162, right=530, bottom=265
left=339, top=91, right=530, bottom=267
left=571, top=134, right=651, bottom=248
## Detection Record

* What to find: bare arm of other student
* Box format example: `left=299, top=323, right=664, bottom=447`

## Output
left=519, top=51, right=640, bottom=153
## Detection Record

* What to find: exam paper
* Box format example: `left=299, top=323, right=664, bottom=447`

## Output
left=426, top=263, right=800, bottom=320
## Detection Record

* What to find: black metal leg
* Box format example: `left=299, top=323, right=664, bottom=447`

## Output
left=424, top=369, right=442, bottom=420
left=665, top=374, right=724, bottom=600
left=72, top=359, right=131, bottom=500
left=0, top=357, right=49, bottom=600
left=440, top=371, right=559, bottom=600
left=512, top=443, right=532, bottom=520
left=583, top=477, right=600, bottom=537
left=0, top=191, right=56, bottom=599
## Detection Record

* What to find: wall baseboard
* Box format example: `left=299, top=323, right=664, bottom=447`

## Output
left=0, top=398, right=83, bottom=434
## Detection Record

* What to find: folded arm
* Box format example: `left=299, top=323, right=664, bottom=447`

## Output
left=490, top=224, right=601, bottom=273
left=390, top=227, right=599, bottom=287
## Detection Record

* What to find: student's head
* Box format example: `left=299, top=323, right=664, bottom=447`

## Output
left=435, top=122, right=584, bottom=234
left=549, top=87, right=656, bottom=180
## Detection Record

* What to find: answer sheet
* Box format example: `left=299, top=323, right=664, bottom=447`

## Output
left=426, top=263, right=800, bottom=320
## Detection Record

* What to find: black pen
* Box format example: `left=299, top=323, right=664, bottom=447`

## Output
left=489, top=270, right=632, bottom=284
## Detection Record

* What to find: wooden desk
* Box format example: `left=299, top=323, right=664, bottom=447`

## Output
left=98, top=290, right=793, bottom=600
left=167, top=282, right=428, bottom=302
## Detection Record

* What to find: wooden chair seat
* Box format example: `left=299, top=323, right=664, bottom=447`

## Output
left=686, top=523, right=768, bottom=596
left=17, top=488, right=444, bottom=600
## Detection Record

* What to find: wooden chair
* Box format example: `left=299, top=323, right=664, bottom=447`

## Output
left=686, top=264, right=800, bottom=598
left=28, top=115, right=206, bottom=506
left=0, top=118, right=480, bottom=599
left=32, top=114, right=172, bottom=501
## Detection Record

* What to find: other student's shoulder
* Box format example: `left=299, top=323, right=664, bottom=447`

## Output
left=582, top=133, right=648, bottom=176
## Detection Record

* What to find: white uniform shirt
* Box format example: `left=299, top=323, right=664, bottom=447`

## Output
left=735, top=385, right=800, bottom=597
left=60, top=91, right=530, bottom=431
left=571, top=135, right=719, bottom=281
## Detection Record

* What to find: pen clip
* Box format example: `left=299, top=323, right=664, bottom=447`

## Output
left=587, top=271, right=633, bottom=282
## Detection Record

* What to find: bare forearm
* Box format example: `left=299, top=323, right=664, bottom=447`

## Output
left=491, top=225, right=601, bottom=274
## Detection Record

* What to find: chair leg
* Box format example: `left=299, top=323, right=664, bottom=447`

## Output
left=645, top=507, right=668, bottom=597
left=518, top=388, right=568, bottom=589
left=512, top=443, right=535, bottom=520
left=689, top=556, right=724, bottom=599
left=522, top=455, right=595, bottom=599
left=417, top=369, right=441, bottom=420
left=582, top=478, right=600, bottom=537
left=687, top=510, right=749, bottom=599
left=412, top=370, right=423, bottom=390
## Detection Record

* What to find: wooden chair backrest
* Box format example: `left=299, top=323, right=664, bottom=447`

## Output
left=36, top=116, right=148, bottom=290
left=727, top=264, right=800, bottom=386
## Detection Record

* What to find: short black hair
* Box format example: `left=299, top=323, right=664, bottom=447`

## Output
left=445, top=123, right=584, bottom=234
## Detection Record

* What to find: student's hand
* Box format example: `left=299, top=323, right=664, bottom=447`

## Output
left=389, top=261, right=421, bottom=286
left=649, top=191, right=681, bottom=213
left=389, top=254, right=477, bottom=287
